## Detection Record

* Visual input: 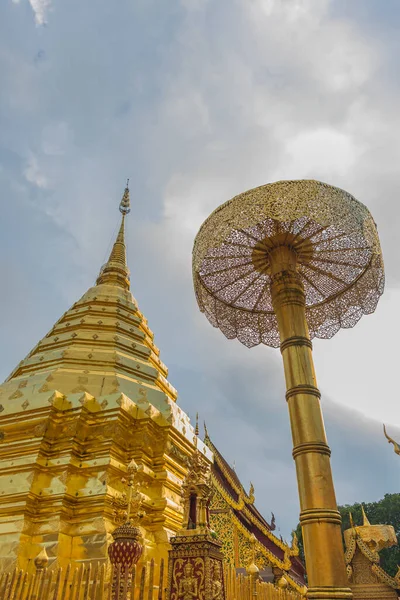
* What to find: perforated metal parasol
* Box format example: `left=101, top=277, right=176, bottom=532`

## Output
left=192, top=180, right=384, bottom=348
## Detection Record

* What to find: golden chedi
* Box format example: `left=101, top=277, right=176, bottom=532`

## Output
left=0, top=183, right=211, bottom=572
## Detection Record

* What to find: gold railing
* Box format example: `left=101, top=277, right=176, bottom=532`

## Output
left=0, top=559, right=164, bottom=600
left=224, top=565, right=304, bottom=600
left=0, top=560, right=304, bottom=600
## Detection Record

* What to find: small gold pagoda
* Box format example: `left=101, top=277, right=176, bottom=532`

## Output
left=0, top=183, right=211, bottom=572
left=344, top=507, right=400, bottom=599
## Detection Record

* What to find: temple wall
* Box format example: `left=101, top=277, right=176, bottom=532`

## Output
left=0, top=387, right=207, bottom=574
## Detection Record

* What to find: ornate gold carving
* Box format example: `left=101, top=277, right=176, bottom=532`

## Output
left=383, top=424, right=400, bottom=456
left=168, top=442, right=190, bottom=466
left=344, top=516, right=400, bottom=597
left=113, top=459, right=146, bottom=526
left=33, top=421, right=47, bottom=437
left=193, top=179, right=383, bottom=348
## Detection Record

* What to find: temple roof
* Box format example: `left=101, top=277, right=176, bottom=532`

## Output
left=205, top=430, right=306, bottom=589
left=1, top=184, right=210, bottom=457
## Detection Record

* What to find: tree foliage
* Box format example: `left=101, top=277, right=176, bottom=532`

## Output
left=293, top=493, right=400, bottom=579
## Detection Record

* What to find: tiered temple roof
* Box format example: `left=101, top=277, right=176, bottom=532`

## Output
left=205, top=430, right=306, bottom=594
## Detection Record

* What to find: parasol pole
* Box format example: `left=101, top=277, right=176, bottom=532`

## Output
left=269, top=244, right=350, bottom=599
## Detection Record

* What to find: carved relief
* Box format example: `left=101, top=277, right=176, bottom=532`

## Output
left=352, top=551, right=377, bottom=585
left=210, top=560, right=224, bottom=600
left=171, top=558, right=204, bottom=600
left=168, top=442, right=190, bottom=466
left=33, top=421, right=47, bottom=437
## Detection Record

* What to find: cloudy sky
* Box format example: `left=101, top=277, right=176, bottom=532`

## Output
left=1, top=0, right=400, bottom=540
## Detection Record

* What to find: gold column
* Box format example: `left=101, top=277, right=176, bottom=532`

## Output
left=269, top=245, right=352, bottom=600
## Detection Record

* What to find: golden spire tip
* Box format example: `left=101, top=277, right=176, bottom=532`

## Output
left=195, top=413, right=199, bottom=436
left=119, top=179, right=131, bottom=215
left=96, top=181, right=131, bottom=289
left=361, top=504, right=370, bottom=526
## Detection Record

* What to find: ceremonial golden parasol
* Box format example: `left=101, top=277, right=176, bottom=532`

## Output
left=192, top=180, right=384, bottom=600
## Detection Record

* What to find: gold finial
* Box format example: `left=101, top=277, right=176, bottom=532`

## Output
left=119, top=179, right=131, bottom=215
left=247, top=533, right=259, bottom=575
left=96, top=181, right=131, bottom=289
left=126, top=459, right=138, bottom=523
left=34, top=546, right=49, bottom=571
left=349, top=512, right=355, bottom=530
left=361, top=504, right=370, bottom=526
left=383, top=424, right=400, bottom=455
left=291, top=531, right=299, bottom=554
left=249, top=481, right=255, bottom=501
left=195, top=413, right=199, bottom=436
left=277, top=576, right=288, bottom=589
left=204, top=421, right=209, bottom=441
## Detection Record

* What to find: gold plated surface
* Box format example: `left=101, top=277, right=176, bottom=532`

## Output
left=204, top=431, right=306, bottom=595
left=0, top=186, right=212, bottom=574
left=193, top=179, right=384, bottom=348
left=191, top=179, right=381, bottom=600
left=167, top=449, right=226, bottom=600
left=344, top=513, right=399, bottom=599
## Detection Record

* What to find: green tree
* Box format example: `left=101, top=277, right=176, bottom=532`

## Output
left=293, top=493, right=400, bottom=578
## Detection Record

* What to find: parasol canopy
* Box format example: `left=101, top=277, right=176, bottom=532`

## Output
left=192, top=180, right=384, bottom=348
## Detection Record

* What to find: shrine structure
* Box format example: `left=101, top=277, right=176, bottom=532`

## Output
left=344, top=507, right=400, bottom=599
left=0, top=183, right=305, bottom=596
left=205, top=428, right=306, bottom=593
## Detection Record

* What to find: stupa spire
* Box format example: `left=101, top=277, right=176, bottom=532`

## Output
left=96, top=180, right=131, bottom=290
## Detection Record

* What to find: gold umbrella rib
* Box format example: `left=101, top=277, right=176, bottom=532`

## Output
left=309, top=255, right=376, bottom=308
left=204, top=254, right=255, bottom=261
left=304, top=262, right=348, bottom=286
left=202, top=281, right=274, bottom=315
left=202, top=259, right=254, bottom=277
left=311, top=256, right=366, bottom=269
left=313, top=246, right=369, bottom=255
left=237, top=228, right=263, bottom=244
left=230, top=271, right=266, bottom=305
left=253, top=281, right=269, bottom=311
left=293, top=224, right=327, bottom=247
left=210, top=266, right=256, bottom=294
left=311, top=229, right=361, bottom=245
left=218, top=241, right=254, bottom=252
left=300, top=271, right=326, bottom=302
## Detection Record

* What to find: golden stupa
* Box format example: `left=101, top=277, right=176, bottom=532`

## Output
left=0, top=184, right=307, bottom=598
left=0, top=183, right=211, bottom=572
